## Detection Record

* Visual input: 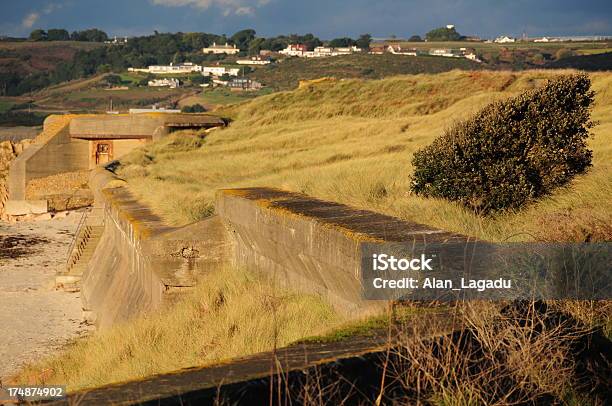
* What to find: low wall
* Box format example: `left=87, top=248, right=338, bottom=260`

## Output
left=81, top=168, right=231, bottom=328
left=215, top=188, right=470, bottom=315
left=83, top=180, right=473, bottom=325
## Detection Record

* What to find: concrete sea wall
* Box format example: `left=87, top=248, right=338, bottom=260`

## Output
left=81, top=168, right=230, bottom=328
left=215, top=188, right=469, bottom=315
left=82, top=175, right=473, bottom=327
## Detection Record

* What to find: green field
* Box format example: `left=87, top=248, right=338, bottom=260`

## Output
left=0, top=100, right=14, bottom=113
left=199, top=88, right=273, bottom=106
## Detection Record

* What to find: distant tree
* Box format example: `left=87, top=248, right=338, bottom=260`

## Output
left=29, top=29, right=47, bottom=41
left=355, top=34, right=372, bottom=50
left=96, top=64, right=112, bottom=73
left=220, top=73, right=231, bottom=82
left=231, top=29, right=256, bottom=50
left=328, top=37, right=355, bottom=47
left=408, top=35, right=423, bottom=42
left=47, top=29, right=70, bottom=41
left=138, top=78, right=149, bottom=87
left=190, top=75, right=211, bottom=85
left=71, top=28, right=108, bottom=42
left=248, top=37, right=266, bottom=55
left=181, top=103, right=207, bottom=113
left=425, top=26, right=462, bottom=41
left=104, top=74, right=122, bottom=86
left=172, top=51, right=184, bottom=64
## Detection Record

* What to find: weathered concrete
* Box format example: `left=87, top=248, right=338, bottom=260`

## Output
left=70, top=113, right=225, bottom=139
left=3, top=200, right=48, bottom=215
left=4, top=113, right=226, bottom=217
left=216, top=188, right=469, bottom=315
left=81, top=168, right=231, bottom=328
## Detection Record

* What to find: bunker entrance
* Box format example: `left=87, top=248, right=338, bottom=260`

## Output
left=94, top=142, right=113, bottom=165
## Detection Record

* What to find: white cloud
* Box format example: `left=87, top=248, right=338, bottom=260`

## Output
left=151, top=0, right=270, bottom=16
left=22, top=12, right=40, bottom=29
left=21, top=2, right=64, bottom=29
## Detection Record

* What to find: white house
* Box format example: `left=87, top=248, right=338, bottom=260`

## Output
left=464, top=53, right=482, bottom=62
left=148, top=78, right=180, bottom=88
left=202, top=66, right=241, bottom=77
left=279, top=44, right=308, bottom=57
left=202, top=42, right=240, bottom=55
left=495, top=36, right=516, bottom=43
left=236, top=56, right=272, bottom=65
left=129, top=62, right=202, bottom=74
left=387, top=45, right=417, bottom=56
left=287, top=45, right=362, bottom=58
left=429, top=48, right=457, bottom=57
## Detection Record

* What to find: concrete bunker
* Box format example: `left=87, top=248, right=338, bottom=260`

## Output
left=2, top=113, right=225, bottom=217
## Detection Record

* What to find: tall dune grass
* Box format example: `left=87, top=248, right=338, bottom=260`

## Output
left=14, top=267, right=344, bottom=392
left=118, top=70, right=612, bottom=242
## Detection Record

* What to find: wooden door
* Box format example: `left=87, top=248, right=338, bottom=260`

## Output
left=94, top=142, right=113, bottom=165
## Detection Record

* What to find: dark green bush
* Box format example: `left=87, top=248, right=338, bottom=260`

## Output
left=410, top=74, right=595, bottom=213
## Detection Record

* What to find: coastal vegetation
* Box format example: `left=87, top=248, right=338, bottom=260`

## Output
left=116, top=70, right=612, bottom=243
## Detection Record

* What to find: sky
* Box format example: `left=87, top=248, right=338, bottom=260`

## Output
left=0, top=0, right=611, bottom=40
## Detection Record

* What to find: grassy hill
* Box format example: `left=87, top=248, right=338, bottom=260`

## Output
left=0, top=41, right=103, bottom=76
left=116, top=69, right=611, bottom=243
left=546, top=51, right=612, bottom=71
left=248, top=53, right=484, bottom=90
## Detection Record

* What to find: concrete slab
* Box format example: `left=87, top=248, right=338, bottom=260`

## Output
left=4, top=200, right=48, bottom=215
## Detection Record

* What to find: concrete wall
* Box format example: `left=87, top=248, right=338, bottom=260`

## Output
left=82, top=178, right=472, bottom=326
left=7, top=117, right=88, bottom=201
left=215, top=188, right=469, bottom=316
left=81, top=168, right=231, bottom=328
left=70, top=113, right=225, bottom=139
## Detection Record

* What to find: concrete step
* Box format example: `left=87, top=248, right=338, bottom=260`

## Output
left=55, top=274, right=81, bottom=292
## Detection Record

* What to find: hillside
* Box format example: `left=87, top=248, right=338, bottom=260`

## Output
left=0, top=41, right=103, bottom=76
left=116, top=70, right=612, bottom=243
left=248, top=53, right=484, bottom=90
left=546, top=51, right=612, bottom=71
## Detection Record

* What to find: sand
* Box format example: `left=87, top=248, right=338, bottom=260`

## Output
left=0, top=210, right=92, bottom=381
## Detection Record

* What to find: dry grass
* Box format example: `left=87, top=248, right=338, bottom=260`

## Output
left=116, top=69, right=612, bottom=243
left=389, top=301, right=604, bottom=405
left=14, top=267, right=345, bottom=392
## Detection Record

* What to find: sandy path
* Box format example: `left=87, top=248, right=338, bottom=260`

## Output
left=0, top=211, right=92, bottom=381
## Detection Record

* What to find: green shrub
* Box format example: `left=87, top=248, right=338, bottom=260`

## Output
left=410, top=74, right=595, bottom=213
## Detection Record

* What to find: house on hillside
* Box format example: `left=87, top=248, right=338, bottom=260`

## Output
left=429, top=48, right=457, bottom=57
left=495, top=36, right=516, bottom=43
left=236, top=56, right=272, bottom=65
left=228, top=78, right=263, bottom=91
left=369, top=45, right=386, bottom=54
left=148, top=78, right=180, bottom=88
left=387, top=45, right=418, bottom=56
left=202, top=42, right=240, bottom=55
left=202, top=66, right=241, bottom=77
left=279, top=44, right=308, bottom=57
left=129, top=62, right=202, bottom=74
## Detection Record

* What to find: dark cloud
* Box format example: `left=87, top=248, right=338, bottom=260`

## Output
left=1, top=0, right=610, bottom=38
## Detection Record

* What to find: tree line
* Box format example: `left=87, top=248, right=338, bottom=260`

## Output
left=28, top=28, right=109, bottom=42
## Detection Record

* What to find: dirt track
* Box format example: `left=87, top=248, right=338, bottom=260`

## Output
left=0, top=212, right=91, bottom=381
